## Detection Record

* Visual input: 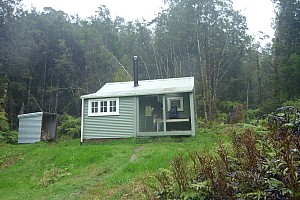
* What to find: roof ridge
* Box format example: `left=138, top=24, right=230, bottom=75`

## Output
left=81, top=77, right=194, bottom=99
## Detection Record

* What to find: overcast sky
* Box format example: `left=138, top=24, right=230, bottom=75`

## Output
left=22, top=0, right=275, bottom=42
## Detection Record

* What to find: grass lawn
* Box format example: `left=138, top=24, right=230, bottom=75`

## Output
left=0, top=127, right=230, bottom=200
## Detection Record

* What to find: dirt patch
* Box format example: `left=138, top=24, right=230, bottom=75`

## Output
left=0, top=152, right=22, bottom=169
left=0, top=157, right=16, bottom=168
left=130, top=146, right=143, bottom=162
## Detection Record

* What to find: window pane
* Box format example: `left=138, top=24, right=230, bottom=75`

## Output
left=89, top=99, right=118, bottom=116
left=100, top=101, right=103, bottom=112
left=168, top=97, right=183, bottom=112
left=91, top=102, right=98, bottom=113
left=100, top=101, right=108, bottom=113
left=110, top=100, right=116, bottom=112
left=170, top=99, right=180, bottom=108
left=111, top=101, right=116, bottom=106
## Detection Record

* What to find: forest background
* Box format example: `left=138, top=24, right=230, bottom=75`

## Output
left=0, top=0, right=299, bottom=129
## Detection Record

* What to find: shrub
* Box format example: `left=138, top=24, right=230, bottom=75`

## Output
left=197, top=118, right=206, bottom=128
left=0, top=112, right=16, bottom=144
left=146, top=128, right=300, bottom=199
left=57, top=115, right=81, bottom=138
left=227, top=103, right=245, bottom=124
left=258, top=106, right=300, bottom=134
left=0, top=131, right=18, bottom=144
left=245, top=108, right=263, bottom=122
left=283, top=99, right=300, bottom=110
left=0, top=112, right=9, bottom=132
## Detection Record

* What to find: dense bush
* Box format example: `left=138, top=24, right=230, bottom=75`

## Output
left=0, top=112, right=9, bottom=132
left=283, top=99, right=300, bottom=110
left=259, top=106, right=300, bottom=134
left=245, top=108, right=263, bottom=122
left=0, top=131, right=18, bottom=144
left=219, top=101, right=245, bottom=124
left=57, top=115, right=81, bottom=138
left=146, top=128, right=300, bottom=199
left=0, top=112, right=17, bottom=144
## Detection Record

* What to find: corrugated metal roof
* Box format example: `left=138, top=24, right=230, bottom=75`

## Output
left=17, top=112, right=58, bottom=119
left=81, top=77, right=194, bottom=99
left=18, top=112, right=43, bottom=119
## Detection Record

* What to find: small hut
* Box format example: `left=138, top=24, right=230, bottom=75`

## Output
left=18, top=112, right=58, bottom=144
left=80, top=56, right=197, bottom=144
left=80, top=77, right=196, bottom=142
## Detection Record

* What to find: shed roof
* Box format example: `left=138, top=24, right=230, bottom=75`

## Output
left=18, top=112, right=58, bottom=119
left=81, top=77, right=194, bottom=99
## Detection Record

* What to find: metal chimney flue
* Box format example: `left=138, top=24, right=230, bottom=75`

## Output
left=133, top=55, right=138, bottom=87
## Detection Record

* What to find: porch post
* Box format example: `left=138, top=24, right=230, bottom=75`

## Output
left=80, top=98, right=84, bottom=145
left=135, top=96, right=139, bottom=137
left=189, top=92, right=196, bottom=136
left=162, top=95, right=166, bottom=132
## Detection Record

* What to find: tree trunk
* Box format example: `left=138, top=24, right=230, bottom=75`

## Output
left=26, top=76, right=32, bottom=113
left=197, top=33, right=208, bottom=121
left=137, top=54, right=151, bottom=79
left=152, top=44, right=162, bottom=79
left=42, top=42, right=48, bottom=111
left=256, top=51, right=264, bottom=105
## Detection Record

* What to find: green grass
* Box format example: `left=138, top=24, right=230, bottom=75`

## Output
left=0, top=127, right=229, bottom=200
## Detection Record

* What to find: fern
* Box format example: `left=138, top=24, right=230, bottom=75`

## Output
left=57, top=115, right=81, bottom=138
left=0, top=112, right=9, bottom=132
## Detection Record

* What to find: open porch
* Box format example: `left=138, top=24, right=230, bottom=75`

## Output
left=137, top=92, right=196, bottom=137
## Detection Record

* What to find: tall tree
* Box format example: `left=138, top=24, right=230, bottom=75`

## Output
left=0, top=0, right=24, bottom=127
left=272, top=0, right=300, bottom=102
left=155, top=0, right=249, bottom=120
left=0, top=0, right=22, bottom=67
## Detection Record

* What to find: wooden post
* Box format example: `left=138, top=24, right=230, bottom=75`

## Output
left=163, top=95, right=166, bottom=132
left=189, top=92, right=196, bottom=136
left=80, top=98, right=84, bottom=145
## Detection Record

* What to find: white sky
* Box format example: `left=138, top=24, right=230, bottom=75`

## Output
left=232, top=0, right=275, bottom=44
left=22, top=0, right=275, bottom=42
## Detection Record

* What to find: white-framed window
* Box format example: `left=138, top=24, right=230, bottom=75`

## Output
left=100, top=101, right=108, bottom=113
left=91, top=101, right=98, bottom=113
left=167, top=97, right=184, bottom=111
left=109, top=100, right=117, bottom=112
left=88, top=98, right=119, bottom=116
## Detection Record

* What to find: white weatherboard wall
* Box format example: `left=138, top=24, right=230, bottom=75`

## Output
left=82, top=97, right=136, bottom=139
left=18, top=112, right=43, bottom=143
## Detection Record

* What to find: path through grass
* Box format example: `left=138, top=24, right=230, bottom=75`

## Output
left=0, top=128, right=228, bottom=199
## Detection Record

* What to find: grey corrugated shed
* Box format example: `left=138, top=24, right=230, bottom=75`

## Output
left=18, top=112, right=58, bottom=144
left=81, top=77, right=194, bottom=99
